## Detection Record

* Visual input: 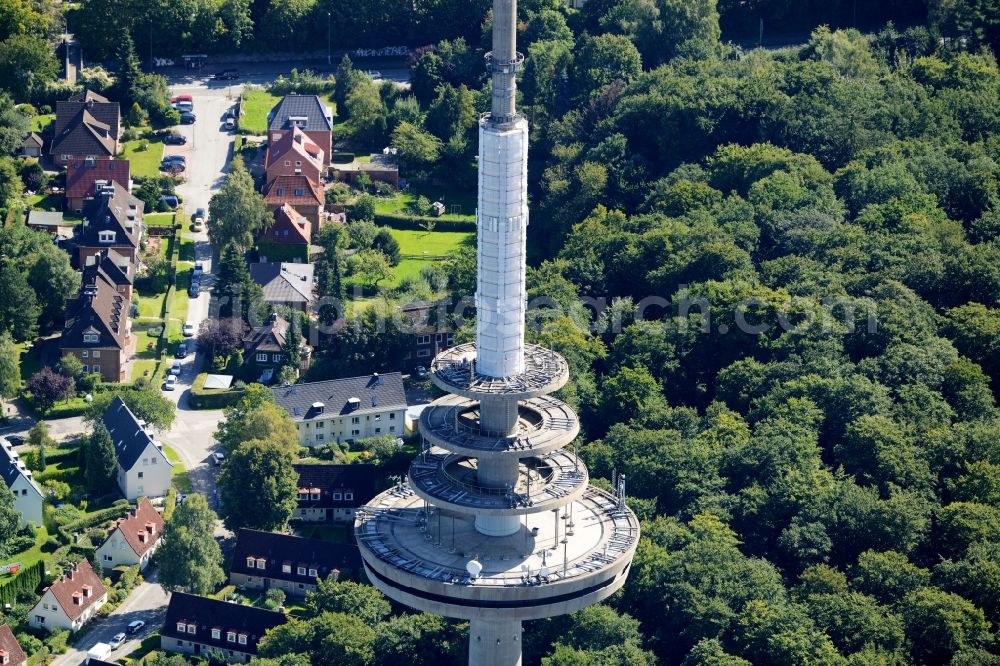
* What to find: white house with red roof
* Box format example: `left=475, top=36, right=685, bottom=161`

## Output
left=28, top=560, right=108, bottom=632
left=95, top=497, right=165, bottom=570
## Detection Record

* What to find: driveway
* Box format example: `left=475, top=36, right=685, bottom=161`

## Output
left=52, top=574, right=169, bottom=666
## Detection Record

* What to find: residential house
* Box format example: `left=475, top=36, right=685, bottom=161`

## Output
left=258, top=204, right=311, bottom=264
left=267, top=94, right=332, bottom=166
left=271, top=373, right=407, bottom=447
left=95, top=497, right=164, bottom=570
left=160, top=593, right=286, bottom=663
left=241, top=313, right=310, bottom=384
left=102, top=396, right=174, bottom=499
left=263, top=175, right=324, bottom=233
left=19, top=132, right=43, bottom=158
left=50, top=90, right=121, bottom=164
left=77, top=181, right=143, bottom=267
left=66, top=159, right=130, bottom=212
left=0, top=624, right=27, bottom=666
left=330, top=153, right=399, bottom=189
left=248, top=262, right=313, bottom=313
left=400, top=301, right=455, bottom=368
left=0, top=438, right=43, bottom=528
left=292, top=463, right=376, bottom=523
left=229, top=529, right=362, bottom=596
left=59, top=256, right=133, bottom=383
left=28, top=560, right=108, bottom=632
left=84, top=247, right=135, bottom=299
left=264, top=126, right=324, bottom=186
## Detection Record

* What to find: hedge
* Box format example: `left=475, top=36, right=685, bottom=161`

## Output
left=189, top=372, right=245, bottom=409
left=373, top=213, right=476, bottom=232
left=332, top=152, right=355, bottom=163
left=0, top=560, right=44, bottom=605
left=56, top=501, right=130, bottom=543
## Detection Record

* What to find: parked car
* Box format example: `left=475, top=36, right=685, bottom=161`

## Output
left=4, top=434, right=24, bottom=446
left=163, top=375, right=177, bottom=391
left=182, top=321, right=196, bottom=337
left=214, top=68, right=240, bottom=80
left=160, top=162, right=184, bottom=174
left=170, top=361, right=182, bottom=376
left=173, top=101, right=194, bottom=112
left=224, top=113, right=235, bottom=130
left=175, top=341, right=188, bottom=358
left=127, top=620, right=146, bottom=635
left=109, top=633, right=126, bottom=650
left=212, top=452, right=225, bottom=466
left=158, top=195, right=180, bottom=209
left=162, top=153, right=186, bottom=163
left=188, top=280, right=200, bottom=298
left=180, top=111, right=196, bottom=124
left=162, top=133, right=187, bottom=145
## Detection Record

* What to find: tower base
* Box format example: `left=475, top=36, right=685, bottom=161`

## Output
left=469, top=619, right=522, bottom=666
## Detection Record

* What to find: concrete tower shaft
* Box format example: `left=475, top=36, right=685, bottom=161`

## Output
left=489, top=0, right=520, bottom=121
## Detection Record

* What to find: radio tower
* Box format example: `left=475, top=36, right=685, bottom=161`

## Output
left=354, top=1, right=639, bottom=663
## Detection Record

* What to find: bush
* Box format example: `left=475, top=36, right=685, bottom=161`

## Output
left=269, top=69, right=336, bottom=96
left=332, top=152, right=356, bottom=163
left=39, top=104, right=52, bottom=114
left=44, top=629, right=70, bottom=654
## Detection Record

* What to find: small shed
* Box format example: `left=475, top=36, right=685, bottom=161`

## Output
left=203, top=374, right=234, bottom=390
left=431, top=201, right=446, bottom=217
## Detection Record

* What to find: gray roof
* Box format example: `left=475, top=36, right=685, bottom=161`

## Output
left=0, top=437, right=41, bottom=495
left=27, top=210, right=64, bottom=226
left=249, top=262, right=313, bottom=304
left=272, top=373, right=406, bottom=421
left=268, top=94, right=332, bottom=132
left=101, top=396, right=170, bottom=471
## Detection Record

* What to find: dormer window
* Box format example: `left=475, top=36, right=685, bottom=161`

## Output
left=227, top=631, right=236, bottom=643
left=82, top=585, right=92, bottom=597
left=72, top=592, right=82, bottom=605
left=246, top=556, right=255, bottom=568
left=187, top=623, right=196, bottom=634
left=98, top=230, right=115, bottom=243
left=83, top=333, right=99, bottom=343
left=294, top=188, right=304, bottom=196
left=308, top=568, right=318, bottom=577
left=177, top=622, right=186, bottom=633
left=256, top=558, right=266, bottom=570
left=212, top=628, right=221, bottom=640
left=282, top=563, right=291, bottom=574
left=297, top=566, right=306, bottom=576
left=1, top=649, right=9, bottom=664
left=238, top=634, right=248, bottom=645
left=311, top=491, right=320, bottom=500
left=276, top=188, right=284, bottom=196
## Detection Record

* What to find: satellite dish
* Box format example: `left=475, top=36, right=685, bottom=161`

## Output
left=467, top=559, right=483, bottom=578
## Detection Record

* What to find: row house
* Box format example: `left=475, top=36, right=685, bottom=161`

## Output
left=28, top=560, right=108, bottom=632
left=262, top=175, right=324, bottom=234
left=66, top=159, right=130, bottom=213
left=102, top=396, right=174, bottom=500
left=267, top=94, right=332, bottom=166
left=78, top=181, right=144, bottom=267
left=258, top=204, right=311, bottom=264
left=248, top=262, right=314, bottom=314
left=229, top=529, right=362, bottom=596
left=95, top=497, right=165, bottom=570
left=59, top=257, right=132, bottom=383
left=0, top=437, right=43, bottom=527
left=161, top=593, right=286, bottom=663
left=271, top=373, right=407, bottom=448
left=292, top=463, right=376, bottom=523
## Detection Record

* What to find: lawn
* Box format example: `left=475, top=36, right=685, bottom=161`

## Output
left=373, top=184, right=477, bottom=222
left=384, top=228, right=473, bottom=288
left=163, top=446, right=193, bottom=492
left=119, top=136, right=165, bottom=179
left=239, top=88, right=281, bottom=134
left=16, top=341, right=41, bottom=382
left=26, top=193, right=62, bottom=211
left=137, top=289, right=168, bottom=318
left=29, top=113, right=54, bottom=133
left=145, top=212, right=176, bottom=227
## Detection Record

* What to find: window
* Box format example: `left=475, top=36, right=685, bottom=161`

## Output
left=80, top=365, right=88, bottom=373
left=282, top=563, right=291, bottom=573
left=152, top=457, right=157, bottom=465
left=297, top=566, right=306, bottom=575
left=389, top=413, right=396, bottom=420
left=315, top=434, right=324, bottom=441
left=212, top=628, right=221, bottom=640
left=98, top=230, right=115, bottom=243
left=61, top=154, right=70, bottom=161
left=246, top=557, right=255, bottom=568
left=227, top=631, right=236, bottom=643
left=417, top=335, right=430, bottom=345
left=294, top=188, right=304, bottom=196
left=345, top=492, right=353, bottom=501
left=436, top=333, right=444, bottom=342
left=295, top=161, right=302, bottom=166
left=352, top=429, right=360, bottom=436
left=389, top=426, right=395, bottom=433
left=92, top=350, right=101, bottom=358
left=177, top=622, right=186, bottom=633
left=308, top=568, right=318, bottom=577
left=351, top=417, right=360, bottom=424
left=276, top=188, right=284, bottom=196
left=315, top=421, right=324, bottom=429
left=310, top=491, right=320, bottom=500
left=375, top=428, right=381, bottom=434
left=257, top=558, right=266, bottom=569
left=256, top=353, right=267, bottom=362
left=273, top=354, right=282, bottom=363
left=187, top=624, right=196, bottom=634
left=284, top=160, right=291, bottom=166
left=238, top=634, right=247, bottom=645
left=374, top=414, right=381, bottom=421
left=138, top=471, right=144, bottom=479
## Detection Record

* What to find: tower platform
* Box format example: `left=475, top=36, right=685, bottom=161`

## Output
left=430, top=343, right=569, bottom=400
left=355, top=484, right=639, bottom=622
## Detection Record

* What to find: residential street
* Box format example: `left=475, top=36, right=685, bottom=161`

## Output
left=51, top=575, right=169, bottom=666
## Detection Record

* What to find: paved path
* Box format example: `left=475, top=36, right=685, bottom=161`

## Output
left=52, top=574, right=169, bottom=666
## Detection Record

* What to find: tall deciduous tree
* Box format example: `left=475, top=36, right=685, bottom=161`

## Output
left=27, top=244, right=79, bottom=331
left=305, top=579, right=391, bottom=625
left=85, top=386, right=176, bottom=431
left=83, top=423, right=116, bottom=494
left=0, top=483, right=18, bottom=557
left=208, top=157, right=270, bottom=252
left=25, top=367, right=72, bottom=413
left=158, top=494, right=226, bottom=595
left=217, top=439, right=298, bottom=531
left=216, top=402, right=299, bottom=455
left=0, top=259, right=39, bottom=342
left=0, top=330, right=20, bottom=417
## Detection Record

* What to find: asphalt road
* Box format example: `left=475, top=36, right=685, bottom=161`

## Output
left=52, top=574, right=169, bottom=666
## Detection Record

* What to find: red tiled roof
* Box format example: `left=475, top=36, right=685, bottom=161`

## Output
left=263, top=175, right=323, bottom=207
left=109, top=497, right=164, bottom=557
left=265, top=126, right=324, bottom=171
left=45, top=560, right=106, bottom=621
left=66, top=159, right=130, bottom=199
left=0, top=624, right=26, bottom=666
left=265, top=204, right=311, bottom=245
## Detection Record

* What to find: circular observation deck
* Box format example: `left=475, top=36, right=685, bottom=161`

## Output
left=430, top=343, right=569, bottom=401
left=419, top=394, right=579, bottom=458
left=407, top=447, right=588, bottom=515
left=355, top=484, right=639, bottom=622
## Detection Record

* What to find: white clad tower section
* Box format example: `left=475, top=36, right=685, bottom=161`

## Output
left=476, top=120, right=529, bottom=380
